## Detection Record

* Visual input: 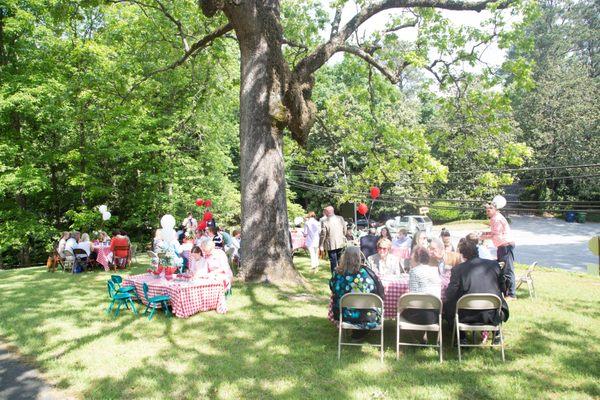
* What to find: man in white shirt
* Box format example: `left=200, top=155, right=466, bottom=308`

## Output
left=182, top=213, right=198, bottom=231
left=64, top=232, right=79, bottom=255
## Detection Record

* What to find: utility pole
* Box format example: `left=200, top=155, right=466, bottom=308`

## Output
left=341, top=156, right=357, bottom=227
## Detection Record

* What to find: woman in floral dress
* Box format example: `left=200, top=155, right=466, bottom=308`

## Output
left=329, top=246, right=384, bottom=333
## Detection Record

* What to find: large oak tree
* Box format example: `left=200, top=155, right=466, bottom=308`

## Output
left=182, top=0, right=515, bottom=284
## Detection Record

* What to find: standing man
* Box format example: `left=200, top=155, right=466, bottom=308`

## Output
left=319, top=206, right=347, bottom=274
left=182, top=212, right=198, bottom=231
left=481, top=201, right=516, bottom=299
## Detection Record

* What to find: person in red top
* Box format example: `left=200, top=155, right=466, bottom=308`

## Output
left=481, top=202, right=516, bottom=299
left=110, top=230, right=130, bottom=260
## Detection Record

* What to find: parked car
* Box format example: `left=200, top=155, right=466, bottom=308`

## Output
left=355, top=218, right=376, bottom=231
left=390, top=215, right=433, bottom=235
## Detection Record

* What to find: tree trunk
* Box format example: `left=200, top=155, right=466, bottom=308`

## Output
left=225, top=2, right=303, bottom=284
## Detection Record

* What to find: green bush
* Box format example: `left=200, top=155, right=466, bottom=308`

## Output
left=428, top=201, right=477, bottom=224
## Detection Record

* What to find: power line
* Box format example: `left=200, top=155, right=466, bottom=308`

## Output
left=288, top=161, right=600, bottom=176
left=287, top=179, right=600, bottom=213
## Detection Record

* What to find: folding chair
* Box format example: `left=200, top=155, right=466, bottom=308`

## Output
left=72, top=248, right=91, bottom=272
left=52, top=249, right=65, bottom=271
left=113, top=245, right=131, bottom=270
left=63, top=249, right=75, bottom=272
left=516, top=261, right=537, bottom=298
left=130, top=244, right=139, bottom=263
left=337, top=293, right=384, bottom=362
left=453, top=294, right=505, bottom=362
left=396, top=293, right=443, bottom=362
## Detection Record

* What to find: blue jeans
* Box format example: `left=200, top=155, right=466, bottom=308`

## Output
left=328, top=248, right=343, bottom=274
left=497, top=244, right=516, bottom=297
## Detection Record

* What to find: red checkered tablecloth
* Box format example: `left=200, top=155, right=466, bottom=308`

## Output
left=390, top=247, right=411, bottom=259
left=124, top=273, right=227, bottom=318
left=328, top=270, right=451, bottom=322
left=96, top=246, right=113, bottom=271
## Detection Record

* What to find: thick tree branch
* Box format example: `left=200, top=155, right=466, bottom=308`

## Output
left=295, top=0, right=512, bottom=77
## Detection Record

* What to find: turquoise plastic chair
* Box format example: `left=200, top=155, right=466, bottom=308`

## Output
left=142, top=282, right=171, bottom=320
left=106, top=280, right=137, bottom=317
left=111, top=275, right=139, bottom=300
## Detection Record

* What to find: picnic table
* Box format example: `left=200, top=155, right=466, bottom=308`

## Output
left=328, top=270, right=451, bottom=321
left=96, top=245, right=113, bottom=271
left=124, top=273, right=227, bottom=318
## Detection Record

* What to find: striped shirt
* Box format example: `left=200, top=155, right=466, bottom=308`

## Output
left=409, top=264, right=441, bottom=297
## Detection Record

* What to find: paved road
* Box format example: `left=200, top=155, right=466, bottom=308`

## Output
left=442, top=215, right=600, bottom=272
left=0, top=345, right=63, bottom=400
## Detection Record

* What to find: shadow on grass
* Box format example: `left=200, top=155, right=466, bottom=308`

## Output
left=1, top=258, right=599, bottom=399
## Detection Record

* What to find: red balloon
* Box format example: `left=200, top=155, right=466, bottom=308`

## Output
left=370, top=187, right=380, bottom=199
left=195, top=198, right=204, bottom=207
left=198, top=220, right=207, bottom=230
left=204, top=199, right=212, bottom=208
left=203, top=211, right=213, bottom=221
left=357, top=203, right=369, bottom=215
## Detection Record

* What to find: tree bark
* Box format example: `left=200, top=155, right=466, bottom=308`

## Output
left=220, top=1, right=303, bottom=284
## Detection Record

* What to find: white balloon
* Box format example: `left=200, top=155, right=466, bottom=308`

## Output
left=160, top=214, right=176, bottom=229
left=293, top=216, right=304, bottom=226
left=102, top=211, right=111, bottom=221
left=161, top=228, right=177, bottom=243
left=98, top=205, right=108, bottom=213
left=492, top=195, right=507, bottom=210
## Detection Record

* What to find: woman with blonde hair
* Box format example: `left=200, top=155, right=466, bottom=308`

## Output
left=192, top=239, right=233, bottom=291
left=329, top=246, right=384, bottom=337
left=367, top=238, right=402, bottom=276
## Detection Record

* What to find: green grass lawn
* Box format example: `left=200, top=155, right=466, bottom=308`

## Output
left=1, top=257, right=599, bottom=400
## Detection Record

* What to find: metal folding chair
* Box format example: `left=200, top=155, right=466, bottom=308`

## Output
left=337, top=293, right=384, bottom=362
left=396, top=293, right=443, bottom=362
left=453, top=293, right=505, bottom=362
left=63, top=249, right=75, bottom=272
left=516, top=261, right=537, bottom=298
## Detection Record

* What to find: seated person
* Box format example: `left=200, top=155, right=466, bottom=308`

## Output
left=403, top=246, right=441, bottom=325
left=428, top=238, right=460, bottom=275
left=188, top=246, right=203, bottom=274
left=359, top=227, right=379, bottom=259
left=465, top=232, right=495, bottom=260
left=110, top=230, right=130, bottom=268
left=444, top=239, right=509, bottom=344
left=192, top=239, right=233, bottom=291
left=57, top=231, right=70, bottom=258
left=64, top=232, right=79, bottom=255
left=152, top=229, right=163, bottom=253
left=379, top=227, right=393, bottom=241
left=207, top=227, right=224, bottom=250
left=392, top=228, right=412, bottom=249
left=329, top=246, right=385, bottom=338
left=96, top=231, right=111, bottom=245
left=367, top=238, right=402, bottom=276
left=76, top=233, right=92, bottom=257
